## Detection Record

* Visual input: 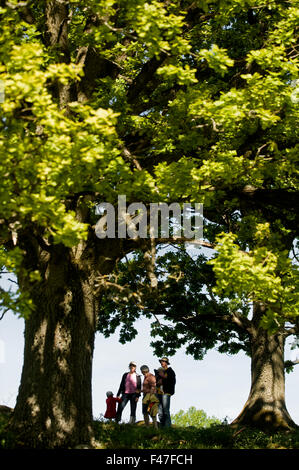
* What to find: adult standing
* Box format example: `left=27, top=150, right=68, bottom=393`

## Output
left=140, top=365, right=159, bottom=428
left=116, top=361, right=141, bottom=424
left=156, top=357, right=176, bottom=428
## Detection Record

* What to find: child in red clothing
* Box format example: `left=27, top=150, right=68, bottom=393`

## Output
left=104, top=391, right=122, bottom=420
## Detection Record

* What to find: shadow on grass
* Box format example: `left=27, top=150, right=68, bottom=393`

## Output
left=1, top=411, right=299, bottom=449
left=92, top=420, right=299, bottom=450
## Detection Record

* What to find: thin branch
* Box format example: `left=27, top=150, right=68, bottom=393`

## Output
left=89, top=230, right=216, bottom=251
left=0, top=308, right=9, bottom=321
left=256, top=142, right=269, bottom=157
left=134, top=235, right=158, bottom=291
left=211, top=118, right=220, bottom=132
left=95, top=274, right=146, bottom=309
left=283, top=325, right=299, bottom=337
left=122, top=147, right=143, bottom=171
left=156, top=237, right=215, bottom=250
left=6, top=1, right=30, bottom=8
left=284, top=359, right=299, bottom=369
left=167, top=309, right=253, bottom=335
left=291, top=245, right=299, bottom=263
left=100, top=19, right=137, bottom=40
left=152, top=313, right=170, bottom=329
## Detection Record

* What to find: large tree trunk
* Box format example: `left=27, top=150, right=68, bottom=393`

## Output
left=9, top=241, right=107, bottom=448
left=232, top=326, right=296, bottom=430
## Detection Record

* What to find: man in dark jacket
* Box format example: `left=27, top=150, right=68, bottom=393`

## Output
left=155, top=357, right=176, bottom=428
left=116, top=361, right=141, bottom=424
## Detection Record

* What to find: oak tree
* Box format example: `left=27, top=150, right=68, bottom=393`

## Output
left=0, top=0, right=298, bottom=446
left=99, top=243, right=299, bottom=431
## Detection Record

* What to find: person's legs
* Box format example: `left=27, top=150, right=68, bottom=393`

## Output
left=162, top=394, right=171, bottom=427
left=152, top=414, right=158, bottom=429
left=159, top=394, right=171, bottom=427
left=142, top=402, right=150, bottom=426
left=151, top=402, right=159, bottom=429
left=162, top=395, right=171, bottom=427
left=128, top=393, right=137, bottom=423
left=158, top=394, right=165, bottom=427
left=116, top=394, right=129, bottom=423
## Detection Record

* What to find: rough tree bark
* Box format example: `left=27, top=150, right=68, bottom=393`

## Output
left=9, top=231, right=122, bottom=448
left=176, top=299, right=298, bottom=431
left=231, top=304, right=297, bottom=430
left=8, top=1, right=125, bottom=448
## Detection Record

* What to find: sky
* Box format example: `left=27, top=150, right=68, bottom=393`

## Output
left=1, top=309, right=299, bottom=425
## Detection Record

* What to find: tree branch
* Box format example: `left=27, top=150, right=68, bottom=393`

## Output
left=3, top=0, right=35, bottom=25
left=239, top=186, right=299, bottom=213
left=122, top=146, right=143, bottom=171
left=75, top=46, right=121, bottom=102
left=284, top=359, right=299, bottom=370
left=126, top=6, right=215, bottom=113
left=231, top=311, right=254, bottom=334
left=283, top=324, right=299, bottom=337
left=45, top=0, right=71, bottom=110
left=162, top=309, right=254, bottom=336
left=0, top=308, right=9, bottom=321
left=126, top=52, right=168, bottom=108
left=155, top=237, right=215, bottom=250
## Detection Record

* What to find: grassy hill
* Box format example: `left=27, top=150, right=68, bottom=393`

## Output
left=1, top=407, right=299, bottom=449
left=92, top=420, right=299, bottom=450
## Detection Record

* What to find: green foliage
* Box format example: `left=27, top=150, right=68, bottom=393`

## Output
left=171, top=407, right=221, bottom=428
left=0, top=1, right=298, bottom=332
left=0, top=410, right=15, bottom=449
left=209, top=231, right=299, bottom=330
left=98, top=245, right=251, bottom=358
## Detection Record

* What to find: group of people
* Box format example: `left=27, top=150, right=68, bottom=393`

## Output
left=104, top=357, right=176, bottom=428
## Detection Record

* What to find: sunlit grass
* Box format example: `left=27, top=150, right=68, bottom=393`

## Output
left=1, top=410, right=299, bottom=449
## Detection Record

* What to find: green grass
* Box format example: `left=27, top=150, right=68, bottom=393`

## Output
left=92, top=420, right=299, bottom=450
left=1, top=412, right=299, bottom=449
left=0, top=411, right=15, bottom=449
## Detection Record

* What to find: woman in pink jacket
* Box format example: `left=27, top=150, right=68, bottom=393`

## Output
left=116, top=361, right=141, bottom=424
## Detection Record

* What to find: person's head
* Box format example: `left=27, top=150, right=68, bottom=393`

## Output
left=140, top=365, right=149, bottom=376
left=159, top=357, right=170, bottom=369
left=129, top=361, right=137, bottom=372
left=106, top=391, right=113, bottom=398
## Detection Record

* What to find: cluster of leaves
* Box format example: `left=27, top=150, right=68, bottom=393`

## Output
left=0, top=28, right=121, bottom=246
left=0, top=0, right=298, bottom=332
left=97, top=245, right=251, bottom=359
left=171, top=406, right=221, bottom=428
left=210, top=230, right=299, bottom=332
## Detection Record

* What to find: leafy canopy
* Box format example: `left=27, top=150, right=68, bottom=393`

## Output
left=0, top=1, right=298, bottom=327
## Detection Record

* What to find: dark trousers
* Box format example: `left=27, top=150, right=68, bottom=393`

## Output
left=158, top=394, right=171, bottom=427
left=116, top=393, right=137, bottom=422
